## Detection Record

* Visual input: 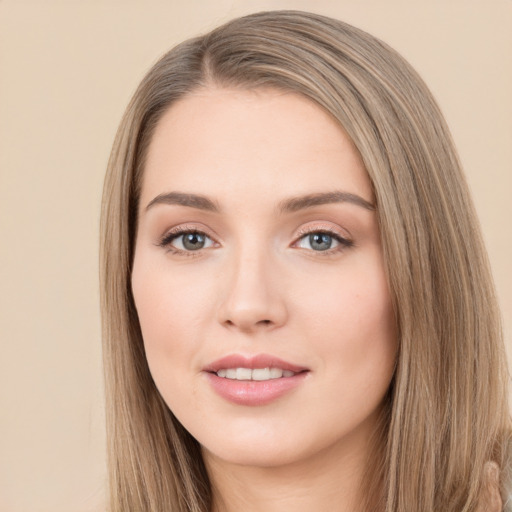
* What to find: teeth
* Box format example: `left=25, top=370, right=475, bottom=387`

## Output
left=236, top=368, right=252, bottom=380
left=269, top=367, right=283, bottom=379
left=216, top=367, right=296, bottom=381
left=253, top=368, right=276, bottom=381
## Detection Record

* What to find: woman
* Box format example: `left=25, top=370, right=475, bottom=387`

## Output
left=100, top=10, right=511, bottom=511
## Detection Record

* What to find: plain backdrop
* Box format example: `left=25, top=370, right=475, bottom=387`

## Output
left=0, top=1, right=510, bottom=511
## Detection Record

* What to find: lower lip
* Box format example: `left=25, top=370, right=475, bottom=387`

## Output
left=205, top=372, right=308, bottom=406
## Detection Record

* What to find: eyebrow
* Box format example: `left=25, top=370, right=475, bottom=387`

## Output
left=144, top=190, right=375, bottom=214
left=145, top=192, right=220, bottom=212
left=278, top=191, right=375, bottom=213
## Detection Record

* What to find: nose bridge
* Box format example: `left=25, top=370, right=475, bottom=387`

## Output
left=217, top=238, right=287, bottom=332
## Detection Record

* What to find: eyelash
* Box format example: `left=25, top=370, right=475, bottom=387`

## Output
left=158, top=225, right=217, bottom=257
left=293, top=228, right=354, bottom=255
left=158, top=226, right=354, bottom=257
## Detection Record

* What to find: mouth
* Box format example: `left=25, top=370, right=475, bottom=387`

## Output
left=204, top=353, right=308, bottom=377
left=203, top=354, right=309, bottom=406
left=215, top=367, right=297, bottom=380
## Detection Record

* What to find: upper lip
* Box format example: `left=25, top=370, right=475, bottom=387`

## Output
left=203, top=353, right=308, bottom=373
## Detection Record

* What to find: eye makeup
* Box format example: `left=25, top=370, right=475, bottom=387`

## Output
left=156, top=221, right=354, bottom=259
left=156, top=224, right=219, bottom=257
left=293, top=230, right=353, bottom=254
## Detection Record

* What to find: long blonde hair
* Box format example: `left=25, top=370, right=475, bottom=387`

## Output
left=100, top=10, right=511, bottom=511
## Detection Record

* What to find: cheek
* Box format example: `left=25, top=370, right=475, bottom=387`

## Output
left=131, top=261, right=186, bottom=382
left=295, top=255, right=396, bottom=381
left=298, top=254, right=393, bottom=331
left=131, top=264, right=198, bottom=407
left=132, top=256, right=210, bottom=345
left=131, top=256, right=224, bottom=407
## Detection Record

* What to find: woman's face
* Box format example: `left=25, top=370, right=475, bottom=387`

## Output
left=132, top=87, right=397, bottom=469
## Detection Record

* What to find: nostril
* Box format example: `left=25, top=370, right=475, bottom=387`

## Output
left=222, top=317, right=274, bottom=331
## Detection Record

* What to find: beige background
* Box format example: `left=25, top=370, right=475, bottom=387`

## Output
left=0, top=1, right=510, bottom=511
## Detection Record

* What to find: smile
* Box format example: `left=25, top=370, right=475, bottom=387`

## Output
left=204, top=354, right=309, bottom=406
left=216, top=367, right=296, bottom=380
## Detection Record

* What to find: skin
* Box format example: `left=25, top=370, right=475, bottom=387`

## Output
left=131, top=87, right=397, bottom=512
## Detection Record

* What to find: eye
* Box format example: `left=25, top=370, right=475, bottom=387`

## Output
left=160, top=229, right=215, bottom=252
left=295, top=231, right=353, bottom=252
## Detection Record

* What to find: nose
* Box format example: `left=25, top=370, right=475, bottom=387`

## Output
left=217, top=248, right=288, bottom=333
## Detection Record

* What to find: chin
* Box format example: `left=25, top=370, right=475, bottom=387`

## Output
left=202, top=441, right=307, bottom=469
left=192, top=421, right=306, bottom=468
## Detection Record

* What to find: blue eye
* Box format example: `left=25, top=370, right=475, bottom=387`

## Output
left=160, top=230, right=215, bottom=252
left=296, top=231, right=352, bottom=252
left=309, top=233, right=334, bottom=251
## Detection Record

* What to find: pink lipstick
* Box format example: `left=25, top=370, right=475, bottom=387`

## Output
left=203, top=354, right=309, bottom=406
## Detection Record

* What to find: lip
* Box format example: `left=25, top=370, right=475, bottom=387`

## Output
left=203, top=353, right=309, bottom=406
left=203, top=353, right=308, bottom=373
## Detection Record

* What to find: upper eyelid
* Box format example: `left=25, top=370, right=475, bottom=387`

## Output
left=293, top=230, right=352, bottom=247
left=294, top=222, right=352, bottom=240
left=159, top=224, right=219, bottom=243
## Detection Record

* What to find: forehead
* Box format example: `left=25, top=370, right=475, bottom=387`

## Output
left=141, top=87, right=373, bottom=206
